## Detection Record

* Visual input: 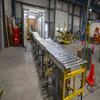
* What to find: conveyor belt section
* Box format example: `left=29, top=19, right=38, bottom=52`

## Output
left=32, top=32, right=87, bottom=70
left=32, top=32, right=87, bottom=100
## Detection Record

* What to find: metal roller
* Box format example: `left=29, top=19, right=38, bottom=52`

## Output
left=61, top=57, right=80, bottom=64
left=32, top=32, right=87, bottom=70
left=66, top=61, right=87, bottom=68
left=64, top=59, right=83, bottom=66
left=58, top=56, right=77, bottom=62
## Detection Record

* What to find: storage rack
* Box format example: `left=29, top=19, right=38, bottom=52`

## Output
left=31, top=32, right=87, bottom=100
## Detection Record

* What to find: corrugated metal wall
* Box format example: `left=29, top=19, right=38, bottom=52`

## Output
left=17, top=0, right=49, bottom=8
left=4, top=0, right=11, bottom=17
left=16, top=3, right=22, bottom=18
left=15, top=0, right=99, bottom=36
left=55, top=10, right=68, bottom=31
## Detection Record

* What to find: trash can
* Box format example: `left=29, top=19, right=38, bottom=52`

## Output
left=82, top=47, right=92, bottom=69
left=13, top=27, right=20, bottom=46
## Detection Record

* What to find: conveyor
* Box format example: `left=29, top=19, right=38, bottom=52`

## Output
left=32, top=32, right=87, bottom=70
left=32, top=32, right=87, bottom=100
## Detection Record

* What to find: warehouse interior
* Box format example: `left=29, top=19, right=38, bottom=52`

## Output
left=0, top=0, right=100, bottom=100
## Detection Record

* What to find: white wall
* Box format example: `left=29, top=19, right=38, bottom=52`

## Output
left=4, top=0, right=11, bottom=16
left=36, top=15, right=45, bottom=38
left=36, top=17, right=42, bottom=36
left=68, top=15, right=72, bottom=31
left=73, top=16, right=80, bottom=32
left=55, top=10, right=68, bottom=32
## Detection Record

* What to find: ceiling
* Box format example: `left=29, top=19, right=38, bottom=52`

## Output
left=23, top=6, right=45, bottom=18
left=60, top=0, right=100, bottom=13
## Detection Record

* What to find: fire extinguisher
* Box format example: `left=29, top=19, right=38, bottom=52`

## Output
left=13, top=27, right=20, bottom=46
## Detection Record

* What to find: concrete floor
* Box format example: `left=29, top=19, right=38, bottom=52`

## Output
left=0, top=42, right=100, bottom=100
left=0, top=47, right=43, bottom=100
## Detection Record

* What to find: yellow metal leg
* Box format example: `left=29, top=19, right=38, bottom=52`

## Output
left=62, top=66, right=86, bottom=100
left=62, top=72, right=66, bottom=100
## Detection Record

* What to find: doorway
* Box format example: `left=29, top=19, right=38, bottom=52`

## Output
left=23, top=6, right=48, bottom=47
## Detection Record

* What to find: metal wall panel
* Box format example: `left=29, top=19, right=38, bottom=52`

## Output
left=68, top=15, right=72, bottom=31
left=56, top=1, right=62, bottom=10
left=69, top=4, right=73, bottom=14
left=62, top=3, right=68, bottom=12
left=16, top=3, right=22, bottom=18
left=50, top=0, right=54, bottom=9
left=73, top=16, right=80, bottom=32
left=4, top=0, right=11, bottom=16
left=45, top=9, right=54, bottom=23
left=50, top=10, right=54, bottom=22
left=17, top=0, right=49, bottom=8
left=45, top=9, right=48, bottom=22
left=74, top=6, right=80, bottom=16
left=55, top=10, right=68, bottom=32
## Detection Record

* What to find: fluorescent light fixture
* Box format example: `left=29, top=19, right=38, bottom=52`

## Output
left=45, top=24, right=48, bottom=32
left=29, top=9, right=45, bottom=13
left=64, top=28, right=67, bottom=31
left=60, top=28, right=63, bottom=31
left=28, top=15, right=36, bottom=19
left=89, top=8, right=92, bottom=12
left=29, top=9, right=39, bottom=13
left=24, top=10, right=28, bottom=13
left=29, top=9, right=34, bottom=12
left=56, top=27, right=59, bottom=31
left=24, top=13, right=28, bottom=17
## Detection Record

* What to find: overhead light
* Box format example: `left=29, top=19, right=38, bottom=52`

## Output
left=29, top=9, right=33, bottom=11
left=64, top=28, right=67, bottom=31
left=56, top=27, right=59, bottom=31
left=89, top=8, right=92, bottom=12
left=29, top=9, right=39, bottom=13
left=28, top=15, right=36, bottom=19
left=29, top=9, right=45, bottom=13
left=60, top=28, right=63, bottom=31
left=24, top=13, right=28, bottom=17
left=24, top=10, right=28, bottom=13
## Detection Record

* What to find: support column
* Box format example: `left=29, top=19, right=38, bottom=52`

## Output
left=11, top=0, right=16, bottom=17
left=54, top=0, right=57, bottom=34
left=48, top=0, right=50, bottom=37
left=72, top=5, right=75, bottom=33
left=67, top=3, right=70, bottom=30
left=2, top=0, right=7, bottom=47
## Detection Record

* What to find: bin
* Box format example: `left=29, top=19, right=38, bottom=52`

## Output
left=13, top=27, right=20, bottom=46
left=82, top=47, right=92, bottom=69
